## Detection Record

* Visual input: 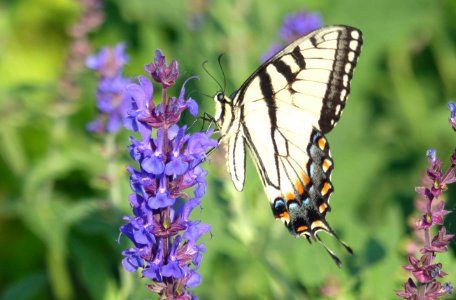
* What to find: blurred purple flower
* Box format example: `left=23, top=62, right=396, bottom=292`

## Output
left=396, top=102, right=455, bottom=299
left=86, top=43, right=131, bottom=133
left=120, top=50, right=217, bottom=299
left=448, top=101, right=456, bottom=131
left=279, top=11, right=323, bottom=43
left=260, top=43, right=283, bottom=64
left=59, top=0, right=104, bottom=101
left=86, top=43, right=128, bottom=77
left=261, top=11, right=323, bottom=62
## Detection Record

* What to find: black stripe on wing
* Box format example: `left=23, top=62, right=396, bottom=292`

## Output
left=272, top=60, right=294, bottom=84
left=317, top=28, right=363, bottom=133
left=291, top=46, right=306, bottom=69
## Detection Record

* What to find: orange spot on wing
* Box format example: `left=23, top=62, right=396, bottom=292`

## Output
left=322, top=159, right=332, bottom=173
left=311, top=220, right=326, bottom=230
left=301, top=172, right=311, bottom=186
left=321, top=182, right=332, bottom=196
left=295, top=179, right=304, bottom=195
left=319, top=203, right=327, bottom=214
left=279, top=211, right=290, bottom=223
left=285, top=192, right=295, bottom=201
left=296, top=225, right=308, bottom=233
left=318, top=137, right=327, bottom=150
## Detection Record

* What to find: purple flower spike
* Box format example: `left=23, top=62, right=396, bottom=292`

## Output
left=120, top=50, right=216, bottom=299
left=396, top=104, right=454, bottom=299
left=86, top=43, right=131, bottom=134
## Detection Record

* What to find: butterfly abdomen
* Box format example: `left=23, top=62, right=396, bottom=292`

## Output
left=270, top=129, right=335, bottom=239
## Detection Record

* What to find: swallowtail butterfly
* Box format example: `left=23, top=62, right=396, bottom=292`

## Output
left=213, top=25, right=362, bottom=264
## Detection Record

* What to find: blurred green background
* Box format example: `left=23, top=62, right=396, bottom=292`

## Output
left=1, top=0, right=456, bottom=299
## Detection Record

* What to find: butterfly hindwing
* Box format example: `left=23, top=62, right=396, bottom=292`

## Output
left=214, top=25, right=362, bottom=261
left=227, top=130, right=246, bottom=191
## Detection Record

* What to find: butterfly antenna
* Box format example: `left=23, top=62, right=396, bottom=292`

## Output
left=191, top=90, right=213, bottom=101
left=217, top=54, right=227, bottom=93
left=202, top=60, right=224, bottom=92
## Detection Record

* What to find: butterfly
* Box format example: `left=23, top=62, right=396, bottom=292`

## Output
left=212, top=25, right=362, bottom=264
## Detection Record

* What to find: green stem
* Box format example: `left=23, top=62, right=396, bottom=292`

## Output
left=47, top=242, right=73, bottom=300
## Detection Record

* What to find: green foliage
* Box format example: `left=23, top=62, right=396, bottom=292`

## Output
left=1, top=0, right=455, bottom=299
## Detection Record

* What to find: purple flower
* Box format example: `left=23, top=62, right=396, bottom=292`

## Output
left=404, top=253, right=446, bottom=283
left=424, top=227, right=454, bottom=253
left=396, top=103, right=455, bottom=299
left=120, top=50, right=217, bottom=299
left=261, top=11, right=323, bottom=62
left=86, top=43, right=131, bottom=133
left=144, top=49, right=179, bottom=88
left=442, top=282, right=454, bottom=295
left=123, top=76, right=155, bottom=142
left=449, top=101, right=456, bottom=131
left=86, top=43, right=128, bottom=77
left=260, top=43, right=283, bottom=63
left=396, top=278, right=418, bottom=300
left=279, top=11, right=323, bottom=43
left=124, top=73, right=198, bottom=131
left=422, top=281, right=451, bottom=299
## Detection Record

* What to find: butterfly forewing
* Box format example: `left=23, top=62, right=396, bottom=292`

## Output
left=213, top=25, right=362, bottom=261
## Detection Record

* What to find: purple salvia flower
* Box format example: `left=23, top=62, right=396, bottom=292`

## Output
left=86, top=43, right=131, bottom=133
left=424, top=227, right=454, bottom=253
left=120, top=50, right=217, bottom=299
left=396, top=102, right=455, bottom=299
left=144, top=49, right=179, bottom=88
left=123, top=75, right=155, bottom=138
left=86, top=43, right=128, bottom=77
left=261, top=11, right=323, bottom=62
left=260, top=43, right=284, bottom=64
left=441, top=282, right=454, bottom=295
left=421, top=281, right=449, bottom=299
left=448, top=101, right=456, bottom=131
left=396, top=278, right=418, bottom=300
left=279, top=11, right=323, bottom=43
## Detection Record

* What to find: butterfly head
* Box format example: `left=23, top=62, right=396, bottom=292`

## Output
left=215, top=91, right=225, bottom=102
left=213, top=91, right=236, bottom=131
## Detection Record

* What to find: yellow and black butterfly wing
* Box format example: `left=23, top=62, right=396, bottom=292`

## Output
left=214, top=25, right=362, bottom=262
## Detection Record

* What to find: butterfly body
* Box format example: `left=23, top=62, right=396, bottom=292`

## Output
left=213, top=25, right=362, bottom=261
